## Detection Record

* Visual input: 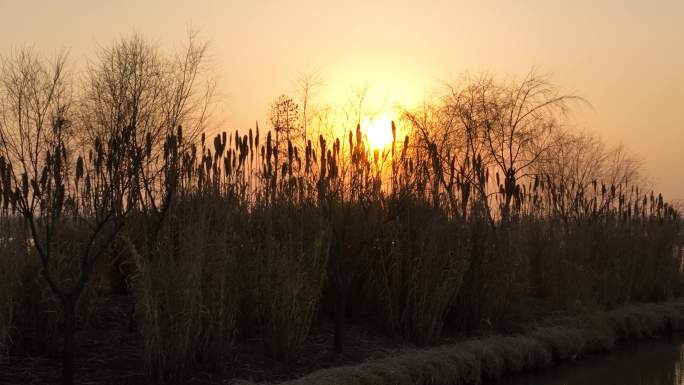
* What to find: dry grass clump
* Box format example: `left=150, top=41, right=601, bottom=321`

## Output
left=603, top=303, right=676, bottom=341
left=131, top=194, right=240, bottom=382
left=449, top=215, right=548, bottom=333
left=459, top=335, right=551, bottom=381
left=460, top=340, right=504, bottom=381
left=367, top=200, right=469, bottom=345
left=248, top=203, right=331, bottom=362
left=528, top=326, right=586, bottom=361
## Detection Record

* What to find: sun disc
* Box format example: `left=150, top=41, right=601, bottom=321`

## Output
left=361, top=114, right=394, bottom=150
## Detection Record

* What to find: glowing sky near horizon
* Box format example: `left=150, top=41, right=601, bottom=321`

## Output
left=0, top=0, right=682, bottom=200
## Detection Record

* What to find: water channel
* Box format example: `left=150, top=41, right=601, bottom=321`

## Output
left=494, top=335, right=684, bottom=385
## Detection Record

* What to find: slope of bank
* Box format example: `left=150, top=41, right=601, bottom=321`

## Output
left=235, top=300, right=684, bottom=385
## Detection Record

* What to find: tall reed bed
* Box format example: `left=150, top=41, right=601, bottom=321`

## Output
left=119, top=121, right=681, bottom=382
left=0, top=119, right=680, bottom=382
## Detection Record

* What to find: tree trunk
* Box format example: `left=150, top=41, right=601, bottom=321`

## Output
left=333, top=285, right=348, bottom=354
left=61, top=296, right=76, bottom=385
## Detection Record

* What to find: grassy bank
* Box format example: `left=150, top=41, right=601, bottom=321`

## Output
left=234, top=301, right=684, bottom=385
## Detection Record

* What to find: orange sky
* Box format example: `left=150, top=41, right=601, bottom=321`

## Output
left=1, top=0, right=682, bottom=200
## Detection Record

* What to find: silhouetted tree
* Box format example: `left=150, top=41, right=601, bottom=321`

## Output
left=269, top=94, right=301, bottom=171
left=80, top=32, right=213, bottom=156
left=404, top=72, right=582, bottom=222
left=0, top=49, right=142, bottom=385
left=297, top=72, right=323, bottom=141
left=79, top=32, right=213, bottom=307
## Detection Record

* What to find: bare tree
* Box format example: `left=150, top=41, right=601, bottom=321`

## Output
left=269, top=94, right=301, bottom=165
left=79, top=32, right=213, bottom=154
left=0, top=48, right=143, bottom=385
left=404, top=73, right=582, bottom=221
left=602, top=143, right=643, bottom=188
left=475, top=73, right=580, bottom=218
left=334, top=81, right=374, bottom=135
left=78, top=34, right=212, bottom=341
left=403, top=82, right=495, bottom=224
left=532, top=129, right=646, bottom=217
left=0, top=35, right=205, bottom=384
left=296, top=71, right=323, bottom=141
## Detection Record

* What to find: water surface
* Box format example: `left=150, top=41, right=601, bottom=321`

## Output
left=495, top=335, right=684, bottom=385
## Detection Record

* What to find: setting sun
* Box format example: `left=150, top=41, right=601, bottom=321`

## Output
left=361, top=114, right=395, bottom=150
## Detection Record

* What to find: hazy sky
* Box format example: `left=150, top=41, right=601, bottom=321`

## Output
left=1, top=0, right=682, bottom=200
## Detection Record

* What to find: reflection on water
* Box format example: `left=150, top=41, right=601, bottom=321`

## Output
left=495, top=335, right=684, bottom=385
